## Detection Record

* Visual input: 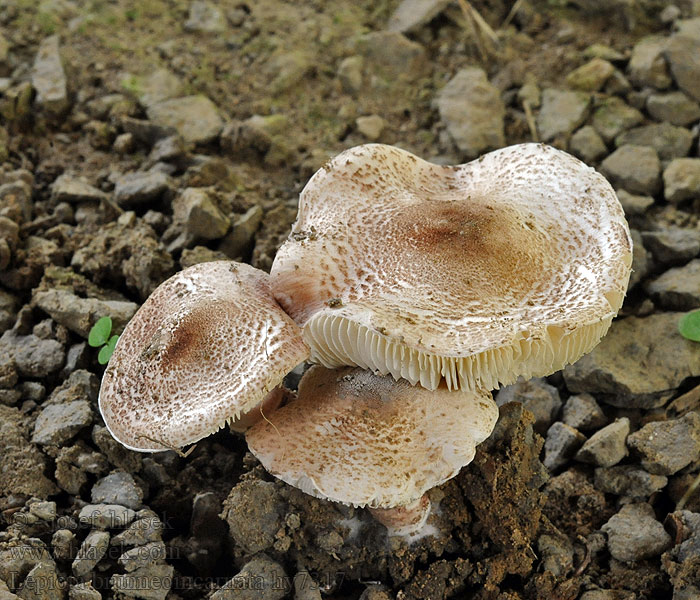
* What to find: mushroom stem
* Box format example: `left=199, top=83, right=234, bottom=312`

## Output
left=368, top=494, right=431, bottom=536
left=228, top=387, right=286, bottom=433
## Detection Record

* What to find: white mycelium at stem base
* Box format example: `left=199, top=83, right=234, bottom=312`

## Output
left=271, top=143, right=633, bottom=393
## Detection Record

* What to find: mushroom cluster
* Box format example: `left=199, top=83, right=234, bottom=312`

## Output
left=99, top=143, right=633, bottom=537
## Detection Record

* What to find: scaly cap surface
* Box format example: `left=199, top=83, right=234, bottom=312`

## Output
left=246, top=366, right=498, bottom=508
left=99, top=261, right=309, bottom=451
left=271, top=143, right=633, bottom=391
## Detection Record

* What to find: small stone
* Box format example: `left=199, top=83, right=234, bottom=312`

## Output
left=583, top=44, right=625, bottom=62
left=2, top=330, right=65, bottom=378
left=118, top=540, right=166, bottom=572
left=666, top=33, right=700, bottom=102
left=590, top=97, right=644, bottom=143
left=660, top=4, right=682, bottom=24
left=647, top=91, right=700, bottom=126
left=32, top=401, right=92, bottom=446
left=580, top=590, right=635, bottom=600
left=628, top=35, right=672, bottom=90
left=114, top=171, right=171, bottom=208
left=664, top=158, right=700, bottom=204
left=135, top=68, right=183, bottom=108
left=562, top=393, right=607, bottom=431
left=211, top=554, right=289, bottom=600
left=72, top=530, right=110, bottom=577
left=112, top=511, right=164, bottom=546
left=496, top=377, right=561, bottom=435
left=629, top=229, right=651, bottom=289
left=537, top=88, right=590, bottom=142
left=185, top=0, right=227, bottom=33
left=537, top=533, right=574, bottom=577
left=294, top=570, right=322, bottom=600
left=218, top=205, right=263, bottom=260
left=172, top=187, right=230, bottom=241
left=599, top=145, right=660, bottom=195
left=387, top=0, right=451, bottom=33
left=149, top=135, right=187, bottom=165
left=337, top=56, right=363, bottom=95
left=436, top=67, right=505, bottom=158
left=543, top=422, right=586, bottom=471
left=594, top=465, right=667, bottom=497
left=32, top=35, right=69, bottom=115
left=69, top=582, right=101, bottom=600
left=602, top=502, right=671, bottom=561
left=78, top=504, right=136, bottom=529
left=356, top=115, right=386, bottom=141
left=51, top=174, right=107, bottom=204
left=565, top=58, right=615, bottom=92
left=616, top=189, right=654, bottom=217
left=641, top=229, right=700, bottom=265
left=604, top=69, right=632, bottom=96
left=646, top=259, right=700, bottom=310
left=628, top=413, right=700, bottom=475
left=147, top=96, right=223, bottom=144
left=113, top=133, right=134, bottom=154
left=111, top=564, right=174, bottom=600
left=91, top=472, right=143, bottom=509
left=575, top=418, right=629, bottom=467
left=616, top=123, right=693, bottom=161
left=28, top=500, right=56, bottom=521
left=19, top=561, right=63, bottom=600
left=52, top=529, right=76, bottom=562
left=569, top=126, right=607, bottom=163
left=563, top=313, right=700, bottom=408
left=221, top=480, right=284, bottom=554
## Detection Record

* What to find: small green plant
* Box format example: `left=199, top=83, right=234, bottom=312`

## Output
left=679, top=310, right=700, bottom=343
left=89, top=316, right=119, bottom=365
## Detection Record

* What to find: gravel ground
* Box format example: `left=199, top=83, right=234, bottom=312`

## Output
left=1, top=0, right=700, bottom=599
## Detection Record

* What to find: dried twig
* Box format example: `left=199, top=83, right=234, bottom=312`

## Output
left=523, top=99, right=539, bottom=142
left=573, top=535, right=591, bottom=577
left=502, top=0, right=526, bottom=29
left=137, top=434, right=196, bottom=458
left=677, top=472, right=700, bottom=511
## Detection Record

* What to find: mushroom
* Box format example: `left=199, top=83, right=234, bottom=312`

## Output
left=98, top=261, right=309, bottom=452
left=270, top=143, right=633, bottom=392
left=245, top=365, right=499, bottom=536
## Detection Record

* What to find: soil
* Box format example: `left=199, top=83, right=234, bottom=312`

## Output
left=1, top=0, right=700, bottom=599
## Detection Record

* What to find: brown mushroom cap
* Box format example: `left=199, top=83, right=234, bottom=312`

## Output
left=271, top=143, right=632, bottom=391
left=98, top=261, right=309, bottom=452
left=245, top=366, right=498, bottom=508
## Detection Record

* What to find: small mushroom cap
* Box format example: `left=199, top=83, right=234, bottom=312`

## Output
left=98, top=261, right=309, bottom=452
left=271, top=143, right=633, bottom=391
left=246, top=366, right=498, bottom=508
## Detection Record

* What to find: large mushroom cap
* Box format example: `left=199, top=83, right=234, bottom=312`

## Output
left=246, top=366, right=498, bottom=508
left=98, top=261, right=309, bottom=452
left=271, top=143, right=633, bottom=391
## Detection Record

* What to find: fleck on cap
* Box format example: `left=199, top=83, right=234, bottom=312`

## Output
left=271, top=143, right=633, bottom=391
left=98, top=261, right=309, bottom=452
left=246, top=366, right=499, bottom=508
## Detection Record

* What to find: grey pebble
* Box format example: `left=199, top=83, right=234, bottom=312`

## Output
left=562, top=393, right=607, bottom=431
left=211, top=554, right=289, bottom=600
left=114, top=171, right=172, bottom=208
left=436, top=67, right=505, bottom=158
left=111, top=563, right=174, bottom=600
left=594, top=465, right=667, bottom=498
left=496, top=377, right=561, bottom=435
left=32, top=401, right=92, bottom=446
left=599, top=145, right=660, bottom=195
left=646, top=259, right=700, bottom=310
left=72, top=530, right=110, bottom=578
left=575, top=418, right=629, bottom=467
left=91, top=472, right=143, bottom=510
left=79, top=504, right=136, bottom=529
left=615, top=123, right=692, bottom=161
left=544, top=422, right=586, bottom=471
left=663, top=158, right=700, bottom=204
left=641, top=228, right=700, bottom=265
left=627, top=412, right=700, bottom=475
left=601, top=502, right=671, bottom=561
left=536, top=88, right=590, bottom=142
